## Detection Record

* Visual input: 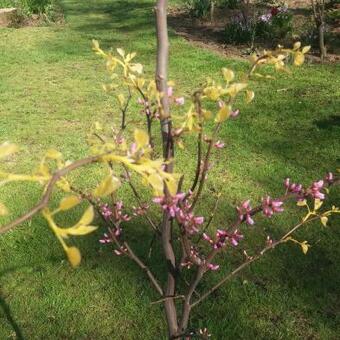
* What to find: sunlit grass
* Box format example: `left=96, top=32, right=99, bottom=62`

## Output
left=0, top=0, right=339, bottom=338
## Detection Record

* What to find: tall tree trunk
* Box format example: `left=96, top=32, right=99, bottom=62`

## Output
left=155, top=1, right=178, bottom=338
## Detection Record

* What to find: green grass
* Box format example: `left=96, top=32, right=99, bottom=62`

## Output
left=0, top=0, right=339, bottom=338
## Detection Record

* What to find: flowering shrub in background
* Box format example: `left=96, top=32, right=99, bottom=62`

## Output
left=224, top=1, right=293, bottom=45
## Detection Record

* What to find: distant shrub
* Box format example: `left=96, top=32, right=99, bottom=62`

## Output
left=0, top=0, right=62, bottom=20
left=224, top=4, right=293, bottom=45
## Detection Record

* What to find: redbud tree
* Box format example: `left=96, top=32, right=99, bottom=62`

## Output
left=0, top=0, right=339, bottom=338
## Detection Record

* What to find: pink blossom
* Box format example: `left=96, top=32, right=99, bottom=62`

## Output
left=153, top=193, right=186, bottom=218
left=167, top=86, right=173, bottom=97
left=284, top=178, right=303, bottom=195
left=309, top=180, right=325, bottom=200
left=262, top=196, right=284, bottom=217
left=99, top=233, right=112, bottom=244
left=325, top=172, right=334, bottom=184
left=137, top=97, right=145, bottom=105
left=214, top=140, right=225, bottom=149
left=230, top=109, right=240, bottom=118
left=175, top=97, right=185, bottom=105
left=207, top=263, right=220, bottom=271
left=237, top=200, right=254, bottom=225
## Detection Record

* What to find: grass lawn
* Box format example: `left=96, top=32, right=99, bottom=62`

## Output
left=0, top=0, right=340, bottom=338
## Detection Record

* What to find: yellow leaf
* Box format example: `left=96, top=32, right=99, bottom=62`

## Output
left=0, top=142, right=18, bottom=159
left=117, top=48, right=125, bottom=57
left=245, top=90, right=255, bottom=103
left=222, top=68, right=234, bottom=82
left=204, top=86, right=220, bottom=101
left=297, top=199, right=307, bottom=207
left=148, top=173, right=164, bottom=194
left=300, top=241, right=309, bottom=255
left=302, top=45, right=311, bottom=54
left=134, top=129, right=149, bottom=149
left=314, top=199, right=323, bottom=211
left=92, top=39, right=99, bottom=49
left=225, top=83, right=248, bottom=97
left=321, top=216, right=328, bottom=227
left=202, top=109, right=212, bottom=120
left=56, top=178, right=71, bottom=192
left=117, top=94, right=125, bottom=107
left=215, top=105, right=231, bottom=123
left=165, top=177, right=178, bottom=196
left=293, top=42, right=301, bottom=50
left=77, top=206, right=94, bottom=226
left=0, top=202, right=8, bottom=216
left=59, top=195, right=81, bottom=211
left=130, top=63, right=143, bottom=74
left=46, top=149, right=62, bottom=160
left=66, top=246, right=81, bottom=268
left=65, top=225, right=98, bottom=236
left=294, top=52, right=305, bottom=66
left=93, top=175, right=121, bottom=197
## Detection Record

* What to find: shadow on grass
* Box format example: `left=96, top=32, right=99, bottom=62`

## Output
left=0, top=267, right=27, bottom=340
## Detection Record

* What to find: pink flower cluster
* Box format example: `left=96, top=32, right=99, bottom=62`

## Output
left=284, top=178, right=303, bottom=194
left=262, top=196, right=284, bottom=217
left=167, top=86, right=185, bottom=106
left=203, top=229, right=244, bottom=249
left=153, top=193, right=204, bottom=234
left=237, top=200, right=254, bottom=225
left=309, top=180, right=325, bottom=200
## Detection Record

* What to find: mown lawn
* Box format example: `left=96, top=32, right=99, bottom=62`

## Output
left=0, top=0, right=339, bottom=339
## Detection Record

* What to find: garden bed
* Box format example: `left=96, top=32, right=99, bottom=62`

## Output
left=169, top=0, right=340, bottom=63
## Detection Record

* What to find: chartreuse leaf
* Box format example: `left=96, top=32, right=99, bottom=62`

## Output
left=0, top=202, right=8, bottom=216
left=64, top=225, right=98, bottom=236
left=246, top=90, right=255, bottom=103
left=65, top=247, right=81, bottom=268
left=0, top=142, right=18, bottom=159
left=314, top=199, right=323, bottom=211
left=45, top=149, right=62, bottom=160
left=222, top=68, right=234, bottom=82
left=294, top=52, right=305, bottom=66
left=93, top=175, right=121, bottom=197
left=59, top=195, right=81, bottom=211
left=215, top=105, right=231, bottom=123
left=300, top=241, right=310, bottom=255
left=147, top=173, right=164, bottom=194
left=321, top=216, right=328, bottom=227
left=134, top=129, right=149, bottom=149
left=77, top=206, right=94, bottom=226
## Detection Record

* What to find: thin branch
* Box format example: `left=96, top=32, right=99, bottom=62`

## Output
left=124, top=242, right=164, bottom=296
left=190, top=123, right=221, bottom=210
left=0, top=154, right=105, bottom=235
left=191, top=215, right=320, bottom=308
left=122, top=164, right=160, bottom=234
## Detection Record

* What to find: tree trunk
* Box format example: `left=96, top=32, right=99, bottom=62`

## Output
left=155, top=1, right=178, bottom=338
left=318, top=22, right=326, bottom=62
